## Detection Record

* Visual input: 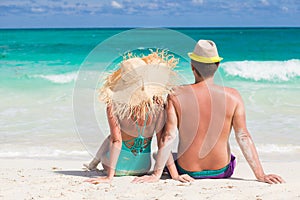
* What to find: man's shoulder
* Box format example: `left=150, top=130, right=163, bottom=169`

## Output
left=224, top=86, right=239, bottom=95
left=170, top=85, right=192, bottom=95
left=223, top=86, right=243, bottom=102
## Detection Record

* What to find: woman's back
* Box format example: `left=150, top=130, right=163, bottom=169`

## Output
left=119, top=110, right=163, bottom=140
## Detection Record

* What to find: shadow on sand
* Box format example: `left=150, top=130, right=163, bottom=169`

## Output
left=54, top=169, right=106, bottom=178
left=53, top=169, right=256, bottom=182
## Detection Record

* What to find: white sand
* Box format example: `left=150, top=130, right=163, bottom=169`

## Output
left=0, top=158, right=299, bottom=200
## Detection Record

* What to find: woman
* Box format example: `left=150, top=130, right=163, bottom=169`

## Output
left=85, top=51, right=178, bottom=184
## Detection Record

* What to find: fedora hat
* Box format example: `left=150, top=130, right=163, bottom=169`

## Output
left=188, top=40, right=223, bottom=63
left=99, top=51, right=178, bottom=120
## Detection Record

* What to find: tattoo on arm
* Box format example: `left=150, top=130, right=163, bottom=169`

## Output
left=235, top=131, right=256, bottom=169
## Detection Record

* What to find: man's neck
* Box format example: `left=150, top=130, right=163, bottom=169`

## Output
left=194, top=77, right=214, bottom=85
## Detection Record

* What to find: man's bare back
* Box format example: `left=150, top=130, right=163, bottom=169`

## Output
left=170, top=79, right=239, bottom=172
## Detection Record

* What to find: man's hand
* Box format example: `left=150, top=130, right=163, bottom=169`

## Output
left=132, top=174, right=160, bottom=183
left=257, top=174, right=285, bottom=184
left=84, top=176, right=112, bottom=184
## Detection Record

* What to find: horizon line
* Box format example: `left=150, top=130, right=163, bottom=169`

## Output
left=0, top=25, right=300, bottom=30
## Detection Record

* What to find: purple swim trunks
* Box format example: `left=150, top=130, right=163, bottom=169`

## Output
left=175, top=154, right=236, bottom=179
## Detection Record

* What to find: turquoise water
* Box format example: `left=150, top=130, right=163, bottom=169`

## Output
left=0, top=28, right=299, bottom=161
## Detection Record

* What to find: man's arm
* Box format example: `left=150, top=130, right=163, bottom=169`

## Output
left=232, top=90, right=284, bottom=184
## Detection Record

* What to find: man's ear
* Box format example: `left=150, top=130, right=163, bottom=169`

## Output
left=191, top=64, right=195, bottom=71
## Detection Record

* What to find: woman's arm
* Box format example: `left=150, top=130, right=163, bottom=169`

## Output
left=154, top=105, right=189, bottom=181
left=106, top=104, right=122, bottom=178
left=85, top=104, right=122, bottom=184
left=133, top=95, right=193, bottom=183
left=161, top=97, right=193, bottom=183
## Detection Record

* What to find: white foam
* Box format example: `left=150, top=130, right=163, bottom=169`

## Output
left=33, top=72, right=78, bottom=84
left=0, top=148, right=89, bottom=159
left=222, top=59, right=300, bottom=82
left=0, top=108, right=27, bottom=117
left=231, top=143, right=300, bottom=154
left=256, top=144, right=300, bottom=153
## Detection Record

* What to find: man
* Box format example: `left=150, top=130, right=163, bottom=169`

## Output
left=133, top=40, right=284, bottom=184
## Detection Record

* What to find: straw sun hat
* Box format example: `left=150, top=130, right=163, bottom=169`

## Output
left=99, top=50, right=178, bottom=120
left=188, top=40, right=223, bottom=63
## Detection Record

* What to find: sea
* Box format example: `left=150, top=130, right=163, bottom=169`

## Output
left=0, top=28, right=299, bottom=162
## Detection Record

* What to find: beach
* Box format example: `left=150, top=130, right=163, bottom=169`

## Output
left=1, top=158, right=299, bottom=200
left=1, top=28, right=300, bottom=199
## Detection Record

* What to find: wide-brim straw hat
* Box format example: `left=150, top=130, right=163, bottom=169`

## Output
left=188, top=40, right=223, bottom=63
left=99, top=51, right=178, bottom=120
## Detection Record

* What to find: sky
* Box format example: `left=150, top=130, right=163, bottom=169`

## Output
left=0, top=0, right=299, bottom=28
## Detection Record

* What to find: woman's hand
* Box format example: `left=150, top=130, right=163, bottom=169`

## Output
left=173, top=174, right=194, bottom=183
left=132, top=174, right=160, bottom=183
left=84, top=176, right=112, bottom=184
